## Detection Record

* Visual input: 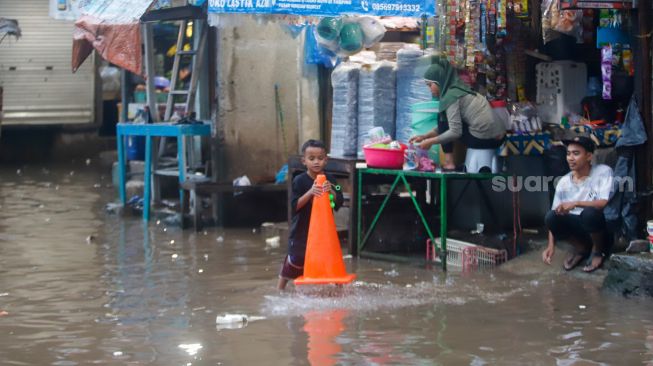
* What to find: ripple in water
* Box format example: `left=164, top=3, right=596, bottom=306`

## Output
left=261, top=279, right=524, bottom=317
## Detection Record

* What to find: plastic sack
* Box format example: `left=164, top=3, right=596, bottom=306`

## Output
left=304, top=26, right=338, bottom=68
left=315, top=32, right=339, bottom=53
left=317, top=17, right=342, bottom=41
left=357, top=61, right=396, bottom=158
left=616, top=95, right=648, bottom=148
left=339, top=22, right=364, bottom=54
left=358, top=17, right=386, bottom=48
left=395, top=48, right=433, bottom=143
left=416, top=146, right=436, bottom=171
left=330, top=63, right=360, bottom=157
left=312, top=16, right=388, bottom=57
left=553, top=10, right=582, bottom=41
left=542, top=0, right=582, bottom=44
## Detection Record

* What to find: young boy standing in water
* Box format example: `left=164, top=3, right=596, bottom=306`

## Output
left=277, top=139, right=343, bottom=290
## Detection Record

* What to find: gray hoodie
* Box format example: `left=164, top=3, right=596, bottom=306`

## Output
left=438, top=93, right=506, bottom=144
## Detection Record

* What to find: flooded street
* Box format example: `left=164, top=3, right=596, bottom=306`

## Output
left=1, top=161, right=653, bottom=365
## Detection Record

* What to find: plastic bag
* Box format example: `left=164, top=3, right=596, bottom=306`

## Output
left=304, top=26, right=338, bottom=68
left=510, top=102, right=542, bottom=133
left=312, top=16, right=387, bottom=57
left=283, top=24, right=305, bottom=38
left=339, top=22, right=364, bottom=55
left=100, top=66, right=121, bottom=95
left=542, top=0, right=582, bottom=44
left=554, top=10, right=582, bottom=41
left=616, top=95, right=648, bottom=147
left=358, top=17, right=386, bottom=48
left=541, top=0, right=556, bottom=44
left=274, top=164, right=288, bottom=184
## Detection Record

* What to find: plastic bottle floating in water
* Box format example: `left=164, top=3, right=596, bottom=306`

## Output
left=215, top=313, right=266, bottom=330
left=215, top=314, right=248, bottom=324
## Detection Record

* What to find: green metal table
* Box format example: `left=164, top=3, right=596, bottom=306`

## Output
left=356, top=168, right=506, bottom=270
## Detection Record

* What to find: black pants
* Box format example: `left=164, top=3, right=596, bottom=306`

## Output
left=438, top=118, right=505, bottom=153
left=544, top=208, right=606, bottom=246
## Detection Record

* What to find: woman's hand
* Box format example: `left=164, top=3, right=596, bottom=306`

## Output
left=417, top=137, right=437, bottom=150
left=541, top=245, right=555, bottom=265
left=409, top=134, right=426, bottom=144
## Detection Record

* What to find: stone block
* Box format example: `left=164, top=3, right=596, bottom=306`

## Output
left=603, top=254, right=653, bottom=297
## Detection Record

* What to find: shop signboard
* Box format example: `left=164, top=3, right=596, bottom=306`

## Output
left=208, top=0, right=435, bottom=17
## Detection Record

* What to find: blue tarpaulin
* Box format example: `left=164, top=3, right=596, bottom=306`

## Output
left=207, top=0, right=435, bottom=17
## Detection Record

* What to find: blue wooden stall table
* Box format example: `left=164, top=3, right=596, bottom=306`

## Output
left=116, top=122, right=211, bottom=221
left=356, top=168, right=510, bottom=270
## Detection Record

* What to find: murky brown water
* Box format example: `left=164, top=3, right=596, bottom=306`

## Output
left=1, top=161, right=653, bottom=366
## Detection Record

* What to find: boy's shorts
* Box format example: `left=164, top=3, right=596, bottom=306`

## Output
left=279, top=255, right=304, bottom=280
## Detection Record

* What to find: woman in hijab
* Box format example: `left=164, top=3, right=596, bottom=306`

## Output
left=409, top=59, right=506, bottom=171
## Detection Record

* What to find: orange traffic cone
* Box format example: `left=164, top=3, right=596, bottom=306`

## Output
left=295, top=174, right=356, bottom=285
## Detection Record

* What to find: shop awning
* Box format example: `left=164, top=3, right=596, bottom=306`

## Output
left=207, top=0, right=435, bottom=17
left=72, top=0, right=156, bottom=76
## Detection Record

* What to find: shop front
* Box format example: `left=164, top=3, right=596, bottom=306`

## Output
left=69, top=0, right=651, bottom=265
left=207, top=0, right=652, bottom=266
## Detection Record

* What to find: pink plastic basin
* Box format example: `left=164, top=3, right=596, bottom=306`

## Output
left=363, top=144, right=407, bottom=169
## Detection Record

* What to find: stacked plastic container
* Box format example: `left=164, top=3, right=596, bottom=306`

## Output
left=395, top=48, right=433, bottom=143
left=356, top=61, right=397, bottom=158
left=330, top=63, right=361, bottom=157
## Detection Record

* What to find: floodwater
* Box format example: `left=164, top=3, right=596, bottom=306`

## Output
left=1, top=161, right=653, bottom=366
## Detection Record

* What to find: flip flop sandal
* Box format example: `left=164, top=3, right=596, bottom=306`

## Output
left=582, top=252, right=605, bottom=273
left=563, top=251, right=588, bottom=271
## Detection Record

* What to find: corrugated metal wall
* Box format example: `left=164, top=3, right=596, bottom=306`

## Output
left=0, top=0, right=95, bottom=126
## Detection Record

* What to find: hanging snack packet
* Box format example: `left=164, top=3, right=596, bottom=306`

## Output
left=601, top=45, right=612, bottom=100
left=622, top=45, right=633, bottom=76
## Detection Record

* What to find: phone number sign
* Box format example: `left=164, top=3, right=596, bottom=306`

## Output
left=208, top=0, right=435, bottom=17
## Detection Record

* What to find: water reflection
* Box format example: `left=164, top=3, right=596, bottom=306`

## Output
left=303, top=310, right=347, bottom=366
left=104, top=220, right=193, bottom=328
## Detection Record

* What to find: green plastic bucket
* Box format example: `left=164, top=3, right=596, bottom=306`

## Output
left=411, top=100, right=439, bottom=129
left=410, top=100, right=440, bottom=162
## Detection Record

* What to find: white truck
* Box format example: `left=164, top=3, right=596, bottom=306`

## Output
left=0, top=0, right=97, bottom=132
